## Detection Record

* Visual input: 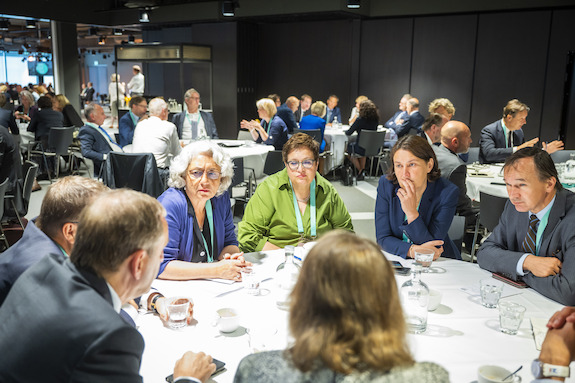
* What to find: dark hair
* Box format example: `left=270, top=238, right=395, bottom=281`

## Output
left=37, top=96, right=52, bottom=109
left=387, top=135, right=441, bottom=183
left=503, top=99, right=530, bottom=118
left=282, top=133, right=319, bottom=163
left=129, top=96, right=146, bottom=108
left=504, top=147, right=563, bottom=191
left=422, top=113, right=443, bottom=132
left=0, top=94, right=5, bottom=108
left=267, top=93, right=280, bottom=104
left=358, top=99, right=379, bottom=121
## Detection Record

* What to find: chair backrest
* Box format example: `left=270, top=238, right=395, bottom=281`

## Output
left=294, top=128, right=322, bottom=144
left=447, top=215, right=466, bottom=253
left=407, top=127, right=419, bottom=136
left=237, top=130, right=253, bottom=141
left=102, top=152, right=164, bottom=198
left=357, top=130, right=387, bottom=157
left=48, top=127, right=75, bottom=155
left=479, top=191, right=509, bottom=232
left=263, top=150, right=285, bottom=176
left=550, top=150, right=575, bottom=163
left=466, top=147, right=480, bottom=164
left=229, top=157, right=245, bottom=189
left=0, top=177, right=9, bottom=219
left=22, top=161, right=39, bottom=207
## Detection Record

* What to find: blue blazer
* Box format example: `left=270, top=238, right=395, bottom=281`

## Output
left=256, top=115, right=288, bottom=150
left=384, top=110, right=406, bottom=130
left=157, top=188, right=238, bottom=276
left=375, top=176, right=461, bottom=260
left=118, top=112, right=136, bottom=147
left=172, top=111, right=219, bottom=139
left=299, top=114, right=326, bottom=151
left=325, top=106, right=341, bottom=124
left=276, top=104, right=298, bottom=134
left=479, top=119, right=525, bottom=164
left=78, top=124, right=114, bottom=175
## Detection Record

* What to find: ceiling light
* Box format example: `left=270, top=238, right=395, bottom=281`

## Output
left=0, top=19, right=10, bottom=31
left=98, top=36, right=106, bottom=45
left=222, top=1, right=235, bottom=17
left=347, top=0, right=360, bottom=8
left=113, top=28, right=123, bottom=36
left=27, top=55, right=35, bottom=62
left=139, top=10, right=150, bottom=23
left=26, top=20, right=36, bottom=29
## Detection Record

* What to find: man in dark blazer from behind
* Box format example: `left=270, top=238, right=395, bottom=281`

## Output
left=0, top=189, right=216, bottom=382
left=172, top=88, right=218, bottom=140
left=276, top=96, right=299, bottom=134
left=477, top=147, right=575, bottom=306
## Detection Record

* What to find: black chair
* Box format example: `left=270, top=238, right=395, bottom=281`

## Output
left=263, top=150, right=284, bottom=176
left=228, top=157, right=257, bottom=206
left=0, top=178, right=11, bottom=249
left=356, top=130, right=387, bottom=177
left=550, top=150, right=575, bottom=163
left=470, top=191, right=509, bottom=262
left=28, top=126, right=75, bottom=182
left=5, top=161, right=39, bottom=230
left=466, top=147, right=480, bottom=164
left=447, top=215, right=466, bottom=256
left=101, top=152, right=164, bottom=198
left=294, top=128, right=322, bottom=144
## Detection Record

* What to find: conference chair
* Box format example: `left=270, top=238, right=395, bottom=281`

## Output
left=448, top=215, right=466, bottom=256
left=101, top=152, right=164, bottom=198
left=466, top=147, right=480, bottom=164
left=355, top=130, right=387, bottom=178
left=469, top=191, right=509, bottom=262
left=263, top=150, right=284, bottom=176
left=5, top=161, right=39, bottom=230
left=228, top=157, right=257, bottom=214
left=0, top=178, right=11, bottom=249
left=237, top=130, right=253, bottom=141
left=27, top=126, right=75, bottom=182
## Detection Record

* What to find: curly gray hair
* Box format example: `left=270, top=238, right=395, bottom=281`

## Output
left=168, top=141, right=233, bottom=196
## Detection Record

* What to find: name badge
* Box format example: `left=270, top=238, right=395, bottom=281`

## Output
left=200, top=251, right=206, bottom=257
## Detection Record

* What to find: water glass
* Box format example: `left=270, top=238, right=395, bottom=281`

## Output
left=480, top=279, right=503, bottom=308
left=241, top=267, right=260, bottom=295
left=499, top=301, right=526, bottom=335
left=166, top=296, right=192, bottom=329
left=247, top=326, right=277, bottom=353
left=414, top=248, right=434, bottom=272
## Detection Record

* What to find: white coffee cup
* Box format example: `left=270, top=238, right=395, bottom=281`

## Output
left=427, top=289, right=443, bottom=311
left=478, top=365, right=521, bottom=383
left=216, top=308, right=239, bottom=333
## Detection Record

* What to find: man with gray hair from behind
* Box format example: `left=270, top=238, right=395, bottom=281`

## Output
left=132, top=97, right=182, bottom=182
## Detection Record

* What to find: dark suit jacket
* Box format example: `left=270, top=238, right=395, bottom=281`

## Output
left=294, top=106, right=311, bottom=122
left=384, top=110, right=407, bottom=130
left=27, top=108, right=64, bottom=141
left=375, top=176, right=461, bottom=260
left=0, top=220, right=62, bottom=306
left=433, top=144, right=477, bottom=220
left=0, top=254, right=145, bottom=382
left=119, top=112, right=137, bottom=147
left=325, top=106, right=342, bottom=124
left=85, top=87, right=95, bottom=102
left=479, top=119, right=525, bottom=164
left=477, top=189, right=575, bottom=305
left=0, top=108, right=18, bottom=135
left=78, top=124, right=114, bottom=175
left=276, top=104, right=298, bottom=134
left=172, top=111, right=219, bottom=139
left=256, top=115, right=288, bottom=150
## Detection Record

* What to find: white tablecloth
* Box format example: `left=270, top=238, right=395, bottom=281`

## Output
left=466, top=164, right=508, bottom=201
left=137, top=249, right=570, bottom=383
left=211, top=139, right=274, bottom=179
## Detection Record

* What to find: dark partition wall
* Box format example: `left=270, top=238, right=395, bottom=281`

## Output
left=411, top=15, right=477, bottom=126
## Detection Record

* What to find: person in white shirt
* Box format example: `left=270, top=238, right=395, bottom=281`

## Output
left=172, top=88, right=219, bottom=142
left=127, top=65, right=145, bottom=96
left=132, top=97, right=181, bottom=182
left=108, top=73, right=126, bottom=129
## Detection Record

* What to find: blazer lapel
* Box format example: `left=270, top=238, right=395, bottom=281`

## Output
left=540, top=191, right=566, bottom=255
left=418, top=180, right=436, bottom=225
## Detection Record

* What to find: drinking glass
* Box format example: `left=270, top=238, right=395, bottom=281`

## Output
left=241, top=267, right=260, bottom=295
left=166, top=297, right=192, bottom=329
left=480, top=279, right=503, bottom=308
left=414, top=248, right=434, bottom=273
left=498, top=301, right=526, bottom=335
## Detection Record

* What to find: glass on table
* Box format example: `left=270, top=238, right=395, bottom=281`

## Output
left=241, top=267, right=260, bottom=295
left=498, top=301, right=526, bottom=335
left=414, top=248, right=434, bottom=272
left=480, top=279, right=503, bottom=308
left=166, top=296, right=193, bottom=329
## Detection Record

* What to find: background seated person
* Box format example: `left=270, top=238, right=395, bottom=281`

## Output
left=54, top=94, right=83, bottom=128
left=234, top=231, right=449, bottom=383
left=172, top=88, right=219, bottom=141
left=238, top=133, right=353, bottom=252
left=119, top=96, right=147, bottom=147
left=346, top=99, right=379, bottom=180
left=375, top=135, right=460, bottom=260
left=27, top=95, right=64, bottom=149
left=157, top=141, right=249, bottom=281
left=428, top=98, right=455, bottom=121
left=241, top=98, right=288, bottom=150
left=324, top=94, right=341, bottom=125
left=349, top=95, right=368, bottom=125
left=299, top=101, right=327, bottom=152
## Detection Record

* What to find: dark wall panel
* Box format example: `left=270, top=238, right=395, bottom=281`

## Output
left=541, top=9, right=575, bottom=146
left=411, top=15, right=477, bottom=126
left=471, top=11, right=551, bottom=142
left=359, top=18, right=413, bottom=123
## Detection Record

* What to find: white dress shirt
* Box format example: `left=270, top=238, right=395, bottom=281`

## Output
left=128, top=73, right=145, bottom=94
left=181, top=111, right=207, bottom=141
left=132, top=116, right=181, bottom=168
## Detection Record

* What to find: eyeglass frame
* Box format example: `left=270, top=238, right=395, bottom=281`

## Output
left=188, top=169, right=221, bottom=180
left=286, top=159, right=316, bottom=171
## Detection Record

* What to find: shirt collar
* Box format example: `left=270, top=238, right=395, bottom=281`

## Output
left=106, top=282, right=122, bottom=313
left=531, top=194, right=556, bottom=221
left=85, top=122, right=99, bottom=129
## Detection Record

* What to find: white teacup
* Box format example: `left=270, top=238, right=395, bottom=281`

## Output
left=216, top=308, right=239, bottom=333
left=478, top=365, right=521, bottom=383
left=427, top=289, right=443, bottom=311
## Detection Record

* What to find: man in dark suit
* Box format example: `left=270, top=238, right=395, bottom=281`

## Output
left=325, top=94, right=342, bottom=125
left=84, top=82, right=95, bottom=104
left=388, top=97, right=425, bottom=138
left=420, top=113, right=446, bottom=146
left=294, top=94, right=312, bottom=122
left=0, top=176, right=107, bottom=306
left=477, top=147, right=575, bottom=306
left=384, top=93, right=411, bottom=130
left=276, top=96, right=299, bottom=134
left=0, top=94, right=18, bottom=136
left=172, top=88, right=218, bottom=141
left=118, top=96, right=147, bottom=147
left=79, top=103, right=123, bottom=175
left=479, top=99, right=563, bottom=164
left=27, top=95, right=64, bottom=146
left=0, top=189, right=216, bottom=382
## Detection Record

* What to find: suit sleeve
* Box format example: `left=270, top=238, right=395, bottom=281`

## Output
left=375, top=178, right=413, bottom=258
left=78, top=129, right=105, bottom=162
left=204, top=113, right=219, bottom=139
left=450, top=164, right=476, bottom=217
left=479, top=127, right=512, bottom=163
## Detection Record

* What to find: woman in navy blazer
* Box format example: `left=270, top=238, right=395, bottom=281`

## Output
left=375, top=135, right=461, bottom=260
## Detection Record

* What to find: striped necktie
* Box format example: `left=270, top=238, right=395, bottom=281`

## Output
left=521, top=214, right=539, bottom=255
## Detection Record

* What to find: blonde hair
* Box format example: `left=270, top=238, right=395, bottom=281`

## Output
left=256, top=98, right=277, bottom=119
left=428, top=98, right=455, bottom=117
left=310, top=101, right=326, bottom=118
left=55, top=94, right=71, bottom=107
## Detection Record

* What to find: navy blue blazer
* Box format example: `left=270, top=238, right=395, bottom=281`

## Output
left=479, top=119, right=525, bottom=164
left=325, top=106, right=342, bottom=124
left=118, top=112, right=136, bottom=147
left=384, top=110, right=406, bottom=130
left=375, top=176, right=461, bottom=260
left=256, top=115, right=288, bottom=150
left=0, top=108, right=18, bottom=135
left=78, top=124, right=115, bottom=175
left=27, top=109, right=64, bottom=141
left=276, top=104, right=298, bottom=134
left=172, top=111, right=219, bottom=139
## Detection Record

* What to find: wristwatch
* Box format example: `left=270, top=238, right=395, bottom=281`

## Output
left=531, top=359, right=570, bottom=379
left=150, top=293, right=164, bottom=313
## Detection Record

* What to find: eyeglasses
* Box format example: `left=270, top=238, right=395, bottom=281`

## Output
left=136, top=103, right=147, bottom=108
left=189, top=170, right=221, bottom=180
left=286, top=159, right=315, bottom=171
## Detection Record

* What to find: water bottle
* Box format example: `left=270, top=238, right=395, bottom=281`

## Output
left=275, top=245, right=301, bottom=310
left=332, top=116, right=339, bottom=129
left=400, top=265, right=429, bottom=334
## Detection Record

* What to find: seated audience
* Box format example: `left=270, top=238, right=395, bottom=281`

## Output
left=477, top=147, right=575, bottom=306
left=241, top=98, right=288, bottom=150
left=276, top=96, right=299, bottom=134
left=234, top=230, right=449, bottom=383
left=428, top=98, right=455, bottom=120
left=384, top=93, right=411, bottom=130
left=346, top=99, right=379, bottom=180
left=349, top=95, right=368, bottom=125
left=172, top=88, right=219, bottom=141
left=157, top=141, right=248, bottom=280
left=376, top=135, right=460, bottom=260
left=79, top=103, right=123, bottom=176
left=0, top=94, right=18, bottom=136
left=420, top=112, right=447, bottom=146
left=0, top=189, right=216, bottom=382
left=299, top=101, right=327, bottom=152
left=238, top=133, right=353, bottom=252
left=268, top=93, right=281, bottom=107
left=54, top=94, right=83, bottom=128
left=479, top=99, right=563, bottom=164
left=388, top=97, right=425, bottom=138
left=325, top=94, right=341, bottom=125
left=15, top=90, right=38, bottom=122
left=119, top=96, right=148, bottom=147
left=0, top=125, right=18, bottom=199
left=295, top=94, right=312, bottom=122
left=27, top=95, right=64, bottom=148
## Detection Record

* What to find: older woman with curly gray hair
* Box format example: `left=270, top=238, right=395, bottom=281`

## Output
left=157, top=141, right=250, bottom=281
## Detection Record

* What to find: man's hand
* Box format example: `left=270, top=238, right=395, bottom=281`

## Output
left=543, top=140, right=565, bottom=154
left=523, top=254, right=562, bottom=277
left=539, top=321, right=575, bottom=371
left=548, top=307, right=575, bottom=329
left=173, top=351, right=216, bottom=383
left=517, top=137, right=539, bottom=150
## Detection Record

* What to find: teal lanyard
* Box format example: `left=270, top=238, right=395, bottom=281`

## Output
left=199, top=200, right=215, bottom=263
left=501, top=119, right=509, bottom=149
left=290, top=179, right=316, bottom=238
left=129, top=111, right=139, bottom=127
left=535, top=208, right=552, bottom=255
left=186, top=112, right=200, bottom=127
left=264, top=117, right=274, bottom=134
left=402, top=202, right=421, bottom=243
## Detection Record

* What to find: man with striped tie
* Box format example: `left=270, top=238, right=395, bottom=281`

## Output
left=477, top=147, right=575, bottom=306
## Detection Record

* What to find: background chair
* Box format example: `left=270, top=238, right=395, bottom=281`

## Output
left=28, top=127, right=75, bottom=182
left=550, top=150, right=575, bottom=163
left=237, top=130, right=253, bottom=141
left=355, top=130, right=387, bottom=177
left=101, top=152, right=165, bottom=198
left=294, top=128, right=322, bottom=144
left=465, top=147, right=480, bottom=164
left=0, top=178, right=11, bottom=249
left=5, top=161, right=39, bottom=230
left=447, top=215, right=466, bottom=255
left=263, top=150, right=284, bottom=176
left=470, top=191, right=509, bottom=262
left=228, top=157, right=257, bottom=212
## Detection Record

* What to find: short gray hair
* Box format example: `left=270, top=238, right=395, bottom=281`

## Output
left=168, top=141, right=233, bottom=196
left=184, top=88, right=199, bottom=100
left=148, top=97, right=167, bottom=116
left=84, top=103, right=97, bottom=120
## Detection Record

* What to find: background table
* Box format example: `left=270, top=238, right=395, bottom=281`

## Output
left=137, top=249, right=571, bottom=383
left=211, top=139, right=273, bottom=179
